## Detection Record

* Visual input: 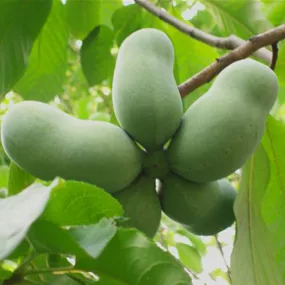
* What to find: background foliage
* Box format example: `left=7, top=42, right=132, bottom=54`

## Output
left=1, top=0, right=285, bottom=284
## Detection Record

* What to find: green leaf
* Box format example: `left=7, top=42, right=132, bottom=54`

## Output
left=176, top=243, right=202, bottom=274
left=142, top=13, right=218, bottom=109
left=0, top=183, right=53, bottom=260
left=0, top=165, right=9, bottom=193
left=69, top=218, right=116, bottom=259
left=0, top=0, right=52, bottom=97
left=8, top=163, right=35, bottom=196
left=24, top=255, right=81, bottom=285
left=29, top=219, right=116, bottom=260
left=231, top=144, right=283, bottom=284
left=41, top=180, right=123, bottom=226
left=28, top=220, right=89, bottom=257
left=112, top=4, right=143, bottom=46
left=262, top=117, right=285, bottom=279
left=14, top=0, right=69, bottom=102
left=0, top=268, right=12, bottom=281
left=175, top=228, right=207, bottom=255
left=201, top=0, right=270, bottom=38
left=81, top=26, right=115, bottom=86
left=5, top=240, right=30, bottom=260
left=76, top=228, right=192, bottom=285
left=66, top=0, right=122, bottom=40
left=264, top=1, right=285, bottom=26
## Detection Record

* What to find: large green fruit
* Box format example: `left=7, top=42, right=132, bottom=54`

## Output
left=1, top=101, right=143, bottom=193
left=158, top=173, right=237, bottom=236
left=167, top=59, right=279, bottom=182
left=113, top=175, right=161, bottom=237
left=112, top=28, right=183, bottom=151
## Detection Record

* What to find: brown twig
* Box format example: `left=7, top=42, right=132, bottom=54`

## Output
left=270, top=43, right=279, bottom=70
left=133, top=0, right=271, bottom=63
left=178, top=25, right=285, bottom=97
left=214, top=235, right=232, bottom=284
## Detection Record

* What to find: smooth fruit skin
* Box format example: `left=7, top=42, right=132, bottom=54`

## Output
left=113, top=175, right=161, bottom=238
left=167, top=59, right=279, bottom=183
left=158, top=173, right=237, bottom=236
left=112, top=28, right=183, bottom=151
left=142, top=149, right=170, bottom=179
left=1, top=101, right=143, bottom=193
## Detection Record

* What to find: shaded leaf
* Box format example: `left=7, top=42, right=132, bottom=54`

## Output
left=8, top=162, right=35, bottom=196
left=66, top=0, right=122, bottom=40
left=41, top=180, right=123, bottom=226
left=0, top=183, right=53, bottom=260
left=81, top=26, right=115, bottom=86
left=76, top=228, right=192, bottom=285
left=112, top=4, right=143, bottom=46
left=231, top=144, right=283, bottom=284
left=15, top=0, right=69, bottom=102
left=0, top=0, right=52, bottom=97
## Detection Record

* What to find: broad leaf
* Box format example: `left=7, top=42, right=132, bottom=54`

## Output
left=66, top=0, right=122, bottom=40
left=176, top=243, right=202, bottom=274
left=202, top=0, right=270, bottom=38
left=231, top=144, right=283, bottom=284
left=264, top=1, right=285, bottom=26
left=112, top=4, right=143, bottom=46
left=8, top=163, right=35, bottom=196
left=69, top=218, right=117, bottom=259
left=0, top=0, right=52, bottom=97
left=28, top=220, right=88, bottom=257
left=76, top=228, right=192, bottom=285
left=15, top=0, right=69, bottom=102
left=28, top=218, right=116, bottom=260
left=81, top=26, right=115, bottom=86
left=0, top=183, right=53, bottom=260
left=41, top=180, right=123, bottom=226
left=262, top=117, right=285, bottom=279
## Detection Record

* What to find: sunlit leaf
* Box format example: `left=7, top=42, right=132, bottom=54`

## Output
left=202, top=0, right=270, bottom=38
left=8, top=162, right=35, bottom=196
left=76, top=228, right=192, bottom=285
left=262, top=116, right=285, bottom=279
left=0, top=183, right=53, bottom=260
left=41, top=180, right=123, bottom=226
left=231, top=144, right=283, bottom=284
left=15, top=0, right=69, bottom=102
left=176, top=243, right=202, bottom=273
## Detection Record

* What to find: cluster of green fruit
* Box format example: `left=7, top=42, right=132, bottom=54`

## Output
left=1, top=28, right=278, bottom=238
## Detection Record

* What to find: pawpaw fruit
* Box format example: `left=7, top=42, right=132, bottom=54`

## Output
left=113, top=175, right=161, bottom=237
left=167, top=59, right=279, bottom=183
left=142, top=149, right=169, bottom=179
left=112, top=28, right=183, bottom=151
left=158, top=173, right=237, bottom=236
left=1, top=101, right=142, bottom=193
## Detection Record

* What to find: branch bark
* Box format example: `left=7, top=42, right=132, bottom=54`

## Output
left=178, top=25, right=285, bottom=97
left=134, top=0, right=271, bottom=63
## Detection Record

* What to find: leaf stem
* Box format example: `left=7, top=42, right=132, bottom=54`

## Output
left=214, top=235, right=232, bottom=284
